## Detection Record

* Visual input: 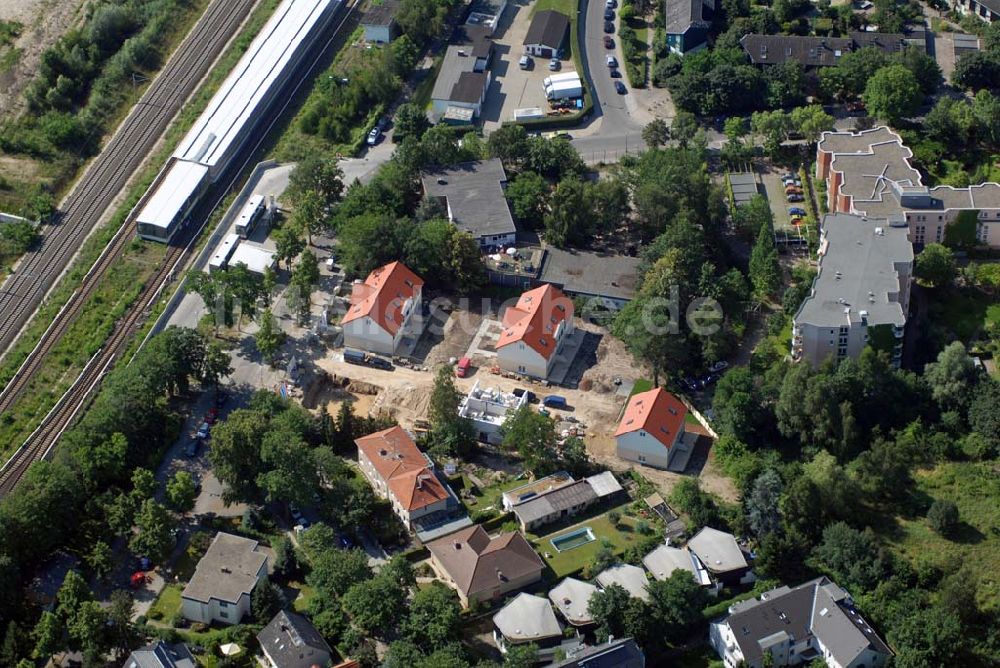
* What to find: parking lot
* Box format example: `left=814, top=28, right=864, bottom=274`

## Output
left=479, top=0, right=569, bottom=130
left=759, top=164, right=804, bottom=232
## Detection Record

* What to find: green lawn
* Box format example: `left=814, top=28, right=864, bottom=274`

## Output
left=148, top=584, right=183, bottom=621
left=292, top=582, right=315, bottom=612
left=528, top=506, right=649, bottom=578
left=926, top=287, right=995, bottom=343
left=456, top=474, right=529, bottom=514
left=629, top=379, right=653, bottom=396
left=873, top=461, right=1000, bottom=613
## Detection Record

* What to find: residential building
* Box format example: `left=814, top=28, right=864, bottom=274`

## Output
left=492, top=593, right=571, bottom=659
left=523, top=10, right=569, bottom=57
left=502, top=472, right=575, bottom=510
left=181, top=533, right=268, bottom=625
left=792, top=213, right=912, bottom=368
left=687, top=527, right=754, bottom=587
left=427, top=524, right=545, bottom=607
left=538, top=247, right=641, bottom=310
left=552, top=638, right=646, bottom=668
left=596, top=564, right=650, bottom=601
left=496, top=283, right=575, bottom=379
left=124, top=641, right=195, bottom=668
left=421, top=159, right=517, bottom=247
left=509, top=472, right=624, bottom=532
left=816, top=127, right=1000, bottom=247
left=709, top=577, right=892, bottom=668
left=341, top=261, right=423, bottom=355
left=361, top=0, right=398, bottom=42
left=549, top=577, right=599, bottom=628
left=642, top=544, right=712, bottom=587
left=467, top=0, right=507, bottom=34
left=458, top=381, right=527, bottom=444
left=740, top=32, right=922, bottom=68
left=951, top=0, right=1000, bottom=22
left=257, top=610, right=333, bottom=668
left=614, top=387, right=694, bottom=471
left=430, top=45, right=493, bottom=120
left=355, top=425, right=455, bottom=528
left=664, top=0, right=712, bottom=55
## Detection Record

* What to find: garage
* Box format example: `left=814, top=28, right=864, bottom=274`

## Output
left=523, top=9, right=569, bottom=58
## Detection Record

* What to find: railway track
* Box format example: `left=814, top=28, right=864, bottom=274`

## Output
left=0, top=0, right=258, bottom=385
left=0, top=0, right=360, bottom=497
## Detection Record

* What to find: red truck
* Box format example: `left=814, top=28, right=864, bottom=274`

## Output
left=455, top=357, right=471, bottom=378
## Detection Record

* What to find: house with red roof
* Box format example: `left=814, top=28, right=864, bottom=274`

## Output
left=496, top=284, right=575, bottom=379
left=614, top=387, right=693, bottom=470
left=341, top=261, right=423, bottom=355
left=355, top=426, right=454, bottom=528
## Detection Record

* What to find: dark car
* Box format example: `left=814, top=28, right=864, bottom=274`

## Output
left=184, top=439, right=200, bottom=458
left=614, top=80, right=627, bottom=94
left=604, top=35, right=614, bottom=48
left=604, top=8, right=614, bottom=19
left=788, top=207, right=807, bottom=216
left=604, top=20, right=614, bottom=33
left=367, top=356, right=393, bottom=371
left=512, top=388, right=537, bottom=403
left=610, top=68, right=621, bottom=78
left=787, top=193, right=804, bottom=202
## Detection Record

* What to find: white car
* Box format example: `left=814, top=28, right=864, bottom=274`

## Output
left=606, top=55, right=618, bottom=68
left=366, top=126, right=382, bottom=146
left=709, top=360, right=729, bottom=373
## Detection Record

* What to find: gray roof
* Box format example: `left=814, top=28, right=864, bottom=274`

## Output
left=642, top=545, right=697, bottom=581
left=471, top=0, right=505, bottom=15
left=795, top=213, right=912, bottom=329
left=452, top=71, right=488, bottom=104
left=549, top=577, right=599, bottom=626
left=421, top=159, right=517, bottom=239
left=513, top=479, right=598, bottom=525
left=454, top=23, right=495, bottom=59
left=596, top=564, right=650, bottom=601
left=362, top=0, right=398, bottom=27
left=848, top=30, right=908, bottom=54
left=493, top=593, right=563, bottom=642
left=524, top=10, right=569, bottom=49
left=431, top=46, right=481, bottom=105
left=539, top=247, right=641, bottom=301
left=585, top=471, right=623, bottom=498
left=551, top=638, right=646, bottom=668
left=969, top=182, right=1000, bottom=209
left=722, top=578, right=892, bottom=666
left=665, top=0, right=708, bottom=35
left=741, top=34, right=854, bottom=66
left=124, top=642, right=195, bottom=668
left=687, top=527, right=748, bottom=575
left=256, top=610, right=332, bottom=668
left=181, top=533, right=267, bottom=604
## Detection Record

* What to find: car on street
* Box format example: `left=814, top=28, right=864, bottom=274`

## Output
left=788, top=207, right=806, bottom=216
left=605, top=0, right=615, bottom=6
left=610, top=68, right=621, bottom=77
left=604, top=8, right=614, bottom=19
left=366, top=126, right=381, bottom=146
left=604, top=35, right=614, bottom=48
left=604, top=20, right=614, bottom=32
left=184, top=439, right=200, bottom=458
left=787, top=193, right=804, bottom=202
left=780, top=172, right=796, bottom=181
left=606, top=55, right=618, bottom=68
left=614, top=80, right=627, bottom=94
left=196, top=422, right=209, bottom=439
left=549, top=58, right=560, bottom=70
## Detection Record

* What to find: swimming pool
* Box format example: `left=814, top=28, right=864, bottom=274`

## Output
left=551, top=527, right=596, bottom=552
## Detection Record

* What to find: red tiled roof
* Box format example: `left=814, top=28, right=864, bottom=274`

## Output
left=341, top=261, right=423, bottom=336
left=355, top=426, right=449, bottom=511
left=614, top=387, right=687, bottom=450
left=496, top=284, right=573, bottom=361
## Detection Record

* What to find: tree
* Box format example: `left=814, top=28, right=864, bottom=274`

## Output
left=749, top=221, right=781, bottom=299
left=813, top=522, right=889, bottom=592
left=252, top=578, right=285, bottom=623
left=790, top=105, right=835, bottom=144
left=31, top=612, right=64, bottom=661
left=927, top=499, right=960, bottom=536
left=952, top=50, right=1000, bottom=92
left=273, top=223, right=305, bottom=270
left=863, top=64, right=922, bottom=123
left=307, top=548, right=372, bottom=605
left=544, top=177, right=592, bottom=247
left=129, top=499, right=175, bottom=562
left=588, top=583, right=633, bottom=641
left=647, top=570, right=709, bottom=642
left=889, top=605, right=963, bottom=668
left=915, top=243, right=957, bottom=287
left=403, top=582, right=461, bottom=650
left=527, top=136, right=585, bottom=180
left=341, top=571, right=409, bottom=637
left=924, top=341, right=977, bottom=411
left=261, top=265, right=277, bottom=307
left=255, top=308, right=284, bottom=365
left=107, top=590, right=137, bottom=660
left=426, top=365, right=475, bottom=458
left=286, top=155, right=344, bottom=208
left=713, top=367, right=766, bottom=443
left=670, top=478, right=722, bottom=529
left=750, top=110, right=792, bottom=157
left=165, top=471, right=197, bottom=513
left=588, top=177, right=630, bottom=236
left=642, top=118, right=671, bottom=147
left=85, top=541, right=114, bottom=582
left=671, top=110, right=699, bottom=146
left=969, top=380, right=1000, bottom=453
left=488, top=123, right=530, bottom=166
left=747, top=469, right=783, bottom=539
left=500, top=407, right=558, bottom=474
left=394, top=103, right=431, bottom=142
left=66, top=601, right=108, bottom=656
left=289, top=189, right=329, bottom=246
left=505, top=171, right=550, bottom=228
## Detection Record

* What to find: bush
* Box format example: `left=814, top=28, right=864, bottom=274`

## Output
left=608, top=510, right=622, bottom=527
left=927, top=499, right=959, bottom=536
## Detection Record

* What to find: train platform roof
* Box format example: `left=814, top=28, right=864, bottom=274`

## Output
left=136, top=161, right=209, bottom=230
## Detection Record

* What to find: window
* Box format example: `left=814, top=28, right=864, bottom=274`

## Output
left=638, top=455, right=647, bottom=463
left=220, top=611, right=229, bottom=619
left=219, top=601, right=229, bottom=608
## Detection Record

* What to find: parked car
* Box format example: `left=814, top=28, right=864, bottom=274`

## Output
left=788, top=206, right=806, bottom=216
left=366, top=126, right=381, bottom=146
left=215, top=390, right=228, bottom=408
left=455, top=357, right=472, bottom=378
left=682, top=377, right=699, bottom=392
left=605, top=0, right=615, bottom=7
left=780, top=172, right=796, bottom=181
left=698, top=374, right=719, bottom=388
left=512, top=388, right=537, bottom=403
left=184, top=439, right=200, bottom=458
left=548, top=58, right=560, bottom=71
left=845, top=100, right=865, bottom=112
left=785, top=185, right=802, bottom=194
left=610, top=68, right=621, bottom=78
left=196, top=422, right=209, bottom=439
left=604, top=8, right=615, bottom=19
left=604, top=35, right=614, bottom=48
left=614, top=80, right=627, bottom=94
left=709, top=360, right=729, bottom=373
left=543, top=395, right=568, bottom=409
left=604, top=20, right=614, bottom=32
left=519, top=54, right=532, bottom=69
left=606, top=55, right=618, bottom=68
left=344, top=348, right=394, bottom=371
left=787, top=193, right=804, bottom=202
left=783, top=178, right=802, bottom=188
left=790, top=217, right=803, bottom=226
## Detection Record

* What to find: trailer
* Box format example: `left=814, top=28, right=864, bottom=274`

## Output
left=208, top=233, right=241, bottom=273
left=543, top=71, right=582, bottom=100
left=234, top=194, right=268, bottom=238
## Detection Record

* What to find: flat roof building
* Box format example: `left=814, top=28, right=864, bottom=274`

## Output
left=181, top=533, right=268, bottom=625
left=430, top=45, right=493, bottom=121
left=539, top=247, right=640, bottom=309
left=458, top=381, right=527, bottom=445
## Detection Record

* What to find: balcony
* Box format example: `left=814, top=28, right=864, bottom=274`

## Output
left=893, top=325, right=904, bottom=339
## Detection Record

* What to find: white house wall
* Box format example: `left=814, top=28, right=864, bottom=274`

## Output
left=498, top=342, right=550, bottom=378
left=343, top=315, right=395, bottom=354
left=616, top=430, right=674, bottom=469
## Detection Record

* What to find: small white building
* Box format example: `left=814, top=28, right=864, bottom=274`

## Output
left=181, top=533, right=267, bottom=625
left=228, top=242, right=276, bottom=275
left=341, top=261, right=423, bottom=355
left=458, top=381, right=527, bottom=444
left=614, top=387, right=693, bottom=471
left=496, top=283, right=575, bottom=379
left=361, top=0, right=398, bottom=43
